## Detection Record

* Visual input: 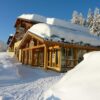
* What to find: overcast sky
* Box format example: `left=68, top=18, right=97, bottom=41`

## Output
left=0, top=0, right=100, bottom=42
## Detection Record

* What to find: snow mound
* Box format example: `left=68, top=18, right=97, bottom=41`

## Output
left=43, top=51, right=100, bottom=100
left=28, top=23, right=100, bottom=46
left=0, top=52, right=64, bottom=100
left=0, top=53, right=20, bottom=85
left=1, top=94, right=14, bottom=100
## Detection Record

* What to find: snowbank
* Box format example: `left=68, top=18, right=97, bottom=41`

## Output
left=0, top=53, right=20, bottom=86
left=43, top=51, right=100, bottom=100
left=0, top=52, right=63, bottom=100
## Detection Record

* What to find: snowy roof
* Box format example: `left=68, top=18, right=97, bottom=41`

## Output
left=28, top=23, right=100, bottom=46
left=18, top=13, right=89, bottom=33
left=46, top=18, right=89, bottom=33
left=9, top=34, right=13, bottom=36
left=18, top=14, right=46, bottom=23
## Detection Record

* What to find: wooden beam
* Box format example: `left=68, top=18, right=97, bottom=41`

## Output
left=23, top=44, right=45, bottom=51
left=74, top=49, right=78, bottom=66
left=29, top=32, right=44, bottom=43
left=58, top=48, right=61, bottom=71
left=44, top=40, right=100, bottom=51
left=44, top=45, right=48, bottom=69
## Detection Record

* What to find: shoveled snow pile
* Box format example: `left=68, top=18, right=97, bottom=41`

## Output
left=43, top=51, right=100, bottom=100
left=0, top=52, right=64, bottom=100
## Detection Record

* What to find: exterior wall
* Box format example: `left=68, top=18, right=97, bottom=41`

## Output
left=14, top=40, right=22, bottom=52
left=46, top=45, right=100, bottom=72
left=13, top=40, right=22, bottom=61
left=17, top=40, right=100, bottom=72
left=47, top=46, right=61, bottom=71
left=18, top=49, right=22, bottom=62
left=21, top=48, right=44, bottom=66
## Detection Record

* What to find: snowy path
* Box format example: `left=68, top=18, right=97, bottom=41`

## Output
left=0, top=52, right=64, bottom=100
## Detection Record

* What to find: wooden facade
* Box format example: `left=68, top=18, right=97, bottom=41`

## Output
left=17, top=32, right=100, bottom=72
left=8, top=18, right=41, bottom=52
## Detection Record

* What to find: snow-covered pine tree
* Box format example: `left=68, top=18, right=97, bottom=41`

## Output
left=79, top=13, right=85, bottom=25
left=87, top=8, right=94, bottom=27
left=90, top=8, right=100, bottom=36
left=94, top=7, right=99, bottom=19
left=71, top=11, right=85, bottom=26
left=71, top=11, right=80, bottom=24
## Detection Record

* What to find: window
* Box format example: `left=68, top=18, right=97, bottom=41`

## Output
left=55, top=50, right=58, bottom=65
left=61, top=48, right=66, bottom=57
left=68, top=48, right=73, bottom=57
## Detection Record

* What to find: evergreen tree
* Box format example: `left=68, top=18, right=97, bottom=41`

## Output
left=71, top=8, right=100, bottom=36
left=90, top=8, right=100, bottom=36
left=71, top=11, right=80, bottom=24
left=94, top=7, right=99, bottom=19
left=79, top=13, right=85, bottom=25
left=87, top=8, right=94, bottom=27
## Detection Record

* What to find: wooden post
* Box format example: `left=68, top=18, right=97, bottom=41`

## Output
left=22, top=50, right=24, bottom=64
left=44, top=46, right=48, bottom=69
left=50, top=50, right=52, bottom=67
left=74, top=48, right=78, bottom=66
left=58, top=48, right=61, bottom=71
left=30, top=49, right=32, bottom=65
left=21, top=49, right=23, bottom=63
left=27, top=50, right=29, bottom=64
left=32, top=49, right=34, bottom=66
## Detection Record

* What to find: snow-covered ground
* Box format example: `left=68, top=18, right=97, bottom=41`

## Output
left=43, top=51, right=100, bottom=100
left=0, top=52, right=64, bottom=100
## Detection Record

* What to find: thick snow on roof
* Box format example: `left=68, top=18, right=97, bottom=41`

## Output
left=46, top=18, right=89, bottom=33
left=28, top=23, right=100, bottom=46
left=9, top=34, right=13, bottom=36
left=18, top=14, right=46, bottom=23
left=18, top=13, right=89, bottom=33
left=43, top=51, right=100, bottom=100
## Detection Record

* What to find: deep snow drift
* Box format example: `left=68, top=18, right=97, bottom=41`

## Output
left=28, top=23, right=100, bottom=46
left=0, top=52, right=64, bottom=100
left=43, top=51, right=100, bottom=100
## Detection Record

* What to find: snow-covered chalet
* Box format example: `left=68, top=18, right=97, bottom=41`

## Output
left=7, top=14, right=100, bottom=72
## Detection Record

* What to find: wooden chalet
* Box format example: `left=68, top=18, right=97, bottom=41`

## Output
left=8, top=14, right=100, bottom=72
